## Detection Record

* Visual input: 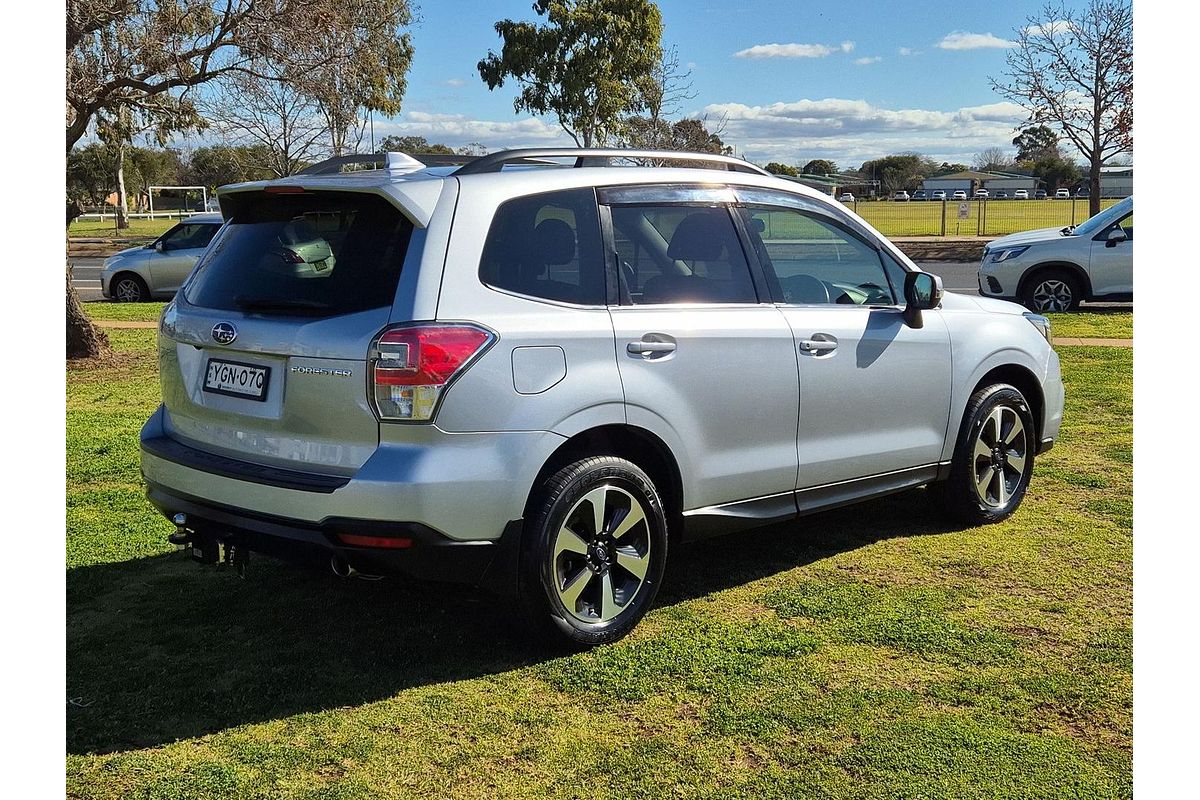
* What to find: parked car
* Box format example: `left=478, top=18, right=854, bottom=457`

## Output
left=974, top=189, right=989, bottom=199
left=839, top=192, right=855, bottom=202
left=978, top=195, right=1132, bottom=312
left=1035, top=189, right=1048, bottom=200
left=1054, top=189, right=1071, bottom=199
left=911, top=190, right=927, bottom=201
left=931, top=190, right=947, bottom=201
left=952, top=190, right=968, bottom=200
left=142, top=148, right=1064, bottom=646
left=994, top=191, right=1009, bottom=200
left=1014, top=189, right=1030, bottom=200
left=892, top=190, right=910, bottom=201
left=101, top=213, right=224, bottom=302
left=1075, top=187, right=1090, bottom=199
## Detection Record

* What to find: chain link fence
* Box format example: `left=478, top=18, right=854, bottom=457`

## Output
left=838, top=198, right=1122, bottom=237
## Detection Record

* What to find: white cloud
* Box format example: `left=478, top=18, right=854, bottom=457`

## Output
left=937, top=31, right=1016, bottom=50
left=700, top=97, right=1029, bottom=167
left=840, top=41, right=855, bottom=53
left=729, top=42, right=835, bottom=59
left=440, top=78, right=466, bottom=88
left=376, top=112, right=568, bottom=149
left=898, top=47, right=918, bottom=56
left=854, top=56, right=882, bottom=66
left=1023, top=19, right=1069, bottom=38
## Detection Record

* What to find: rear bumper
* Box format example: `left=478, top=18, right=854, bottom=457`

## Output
left=145, top=480, right=521, bottom=591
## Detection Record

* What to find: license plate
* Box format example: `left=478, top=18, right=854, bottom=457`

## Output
left=203, top=359, right=270, bottom=401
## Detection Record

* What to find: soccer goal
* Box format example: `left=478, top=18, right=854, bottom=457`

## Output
left=147, top=185, right=209, bottom=217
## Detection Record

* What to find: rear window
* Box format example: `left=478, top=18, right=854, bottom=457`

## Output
left=184, top=191, right=413, bottom=316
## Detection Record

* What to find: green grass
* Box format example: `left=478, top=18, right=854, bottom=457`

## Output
left=844, top=198, right=1121, bottom=237
left=83, top=301, right=168, bottom=323
left=66, top=336, right=1131, bottom=798
left=1047, top=312, right=1133, bottom=340
left=69, top=216, right=179, bottom=239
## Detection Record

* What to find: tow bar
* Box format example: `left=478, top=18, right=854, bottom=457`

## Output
left=168, top=513, right=249, bottom=577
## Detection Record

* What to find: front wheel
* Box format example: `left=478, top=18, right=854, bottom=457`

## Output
left=1022, top=269, right=1080, bottom=312
left=111, top=273, right=149, bottom=303
left=937, top=384, right=1036, bottom=525
left=520, top=456, right=668, bottom=647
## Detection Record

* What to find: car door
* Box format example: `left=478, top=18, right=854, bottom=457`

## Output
left=149, top=222, right=219, bottom=293
left=733, top=188, right=953, bottom=500
left=600, top=186, right=800, bottom=522
left=1088, top=209, right=1133, bottom=295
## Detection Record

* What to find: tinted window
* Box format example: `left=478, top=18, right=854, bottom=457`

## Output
left=610, top=205, right=757, bottom=304
left=739, top=206, right=895, bottom=305
left=479, top=188, right=605, bottom=305
left=163, top=222, right=219, bottom=251
left=184, top=192, right=413, bottom=316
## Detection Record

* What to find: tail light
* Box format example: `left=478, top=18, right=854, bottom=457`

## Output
left=369, top=323, right=495, bottom=421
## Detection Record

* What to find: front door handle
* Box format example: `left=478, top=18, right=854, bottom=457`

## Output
left=627, top=339, right=677, bottom=355
left=799, top=336, right=838, bottom=354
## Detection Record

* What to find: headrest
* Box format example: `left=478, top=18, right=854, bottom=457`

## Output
left=531, top=218, right=576, bottom=266
left=667, top=210, right=730, bottom=261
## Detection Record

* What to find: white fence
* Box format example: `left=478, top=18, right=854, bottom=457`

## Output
left=76, top=210, right=209, bottom=222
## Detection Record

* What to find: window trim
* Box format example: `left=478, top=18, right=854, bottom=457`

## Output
left=600, top=198, right=769, bottom=308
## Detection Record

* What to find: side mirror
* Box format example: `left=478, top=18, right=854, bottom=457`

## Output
left=903, top=271, right=943, bottom=328
left=1106, top=227, right=1128, bottom=247
left=154, top=240, right=166, bottom=253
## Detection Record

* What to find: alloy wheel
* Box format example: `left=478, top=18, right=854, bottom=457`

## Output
left=1030, top=279, right=1073, bottom=312
left=114, top=278, right=142, bottom=302
left=972, top=405, right=1027, bottom=508
left=551, top=485, right=652, bottom=623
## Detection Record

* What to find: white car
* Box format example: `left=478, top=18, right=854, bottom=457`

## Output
left=978, top=196, right=1132, bottom=311
left=931, top=190, right=947, bottom=201
left=839, top=192, right=855, bottom=202
left=1014, top=189, right=1029, bottom=200
left=974, top=189, right=989, bottom=198
left=892, top=191, right=910, bottom=201
left=952, top=190, right=968, bottom=200
left=1054, top=189, right=1071, bottom=199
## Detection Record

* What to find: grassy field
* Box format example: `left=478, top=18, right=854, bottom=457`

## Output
left=69, top=217, right=182, bottom=239
left=66, top=331, right=1131, bottom=798
left=84, top=300, right=168, bottom=323
left=1046, top=311, right=1133, bottom=340
left=844, top=198, right=1121, bottom=237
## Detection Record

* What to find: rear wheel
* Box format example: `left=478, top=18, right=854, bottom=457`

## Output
left=1022, top=269, right=1080, bottom=312
left=521, top=456, right=668, bottom=647
left=112, top=273, right=149, bottom=303
left=937, top=384, right=1036, bottom=525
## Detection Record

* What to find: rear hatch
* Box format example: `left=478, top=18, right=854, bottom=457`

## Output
left=157, top=189, right=416, bottom=475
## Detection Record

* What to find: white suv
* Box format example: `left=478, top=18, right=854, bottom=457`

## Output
left=141, top=148, right=1064, bottom=646
left=979, top=196, right=1132, bottom=311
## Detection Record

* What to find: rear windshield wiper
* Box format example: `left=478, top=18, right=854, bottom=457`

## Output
left=233, top=298, right=332, bottom=314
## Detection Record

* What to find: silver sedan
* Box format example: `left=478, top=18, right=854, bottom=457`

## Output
left=101, top=213, right=223, bottom=302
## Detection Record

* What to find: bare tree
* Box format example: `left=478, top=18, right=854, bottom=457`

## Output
left=973, top=147, right=1015, bottom=173
left=202, top=69, right=328, bottom=177
left=991, top=0, right=1132, bottom=215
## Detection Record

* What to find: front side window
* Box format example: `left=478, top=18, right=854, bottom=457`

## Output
left=739, top=206, right=896, bottom=306
left=162, top=223, right=219, bottom=251
left=479, top=188, right=605, bottom=305
left=609, top=204, right=758, bottom=304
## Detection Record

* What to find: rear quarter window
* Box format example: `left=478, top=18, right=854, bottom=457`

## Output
left=184, top=191, right=413, bottom=316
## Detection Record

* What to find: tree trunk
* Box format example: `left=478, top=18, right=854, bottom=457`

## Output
left=1089, top=158, right=1101, bottom=217
left=116, top=143, right=129, bottom=229
left=66, top=199, right=110, bottom=360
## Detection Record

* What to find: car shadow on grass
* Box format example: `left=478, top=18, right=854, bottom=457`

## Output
left=67, top=488, right=958, bottom=755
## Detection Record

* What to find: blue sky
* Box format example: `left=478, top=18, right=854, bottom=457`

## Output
left=376, top=0, right=1056, bottom=169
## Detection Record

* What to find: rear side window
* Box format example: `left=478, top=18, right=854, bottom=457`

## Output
left=185, top=192, right=413, bottom=316
left=479, top=188, right=606, bottom=305
left=610, top=204, right=757, bottom=304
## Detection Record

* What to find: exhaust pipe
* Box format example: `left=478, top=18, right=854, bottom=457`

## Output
left=330, top=555, right=356, bottom=578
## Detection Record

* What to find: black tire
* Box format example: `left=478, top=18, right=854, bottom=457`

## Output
left=520, top=456, right=668, bottom=647
left=936, top=384, right=1036, bottom=526
left=1021, top=268, right=1081, bottom=312
left=111, top=273, right=149, bottom=303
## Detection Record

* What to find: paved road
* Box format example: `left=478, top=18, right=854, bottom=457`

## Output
left=70, top=257, right=105, bottom=302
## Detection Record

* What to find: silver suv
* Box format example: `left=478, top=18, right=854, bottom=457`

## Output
left=140, top=149, right=1064, bottom=646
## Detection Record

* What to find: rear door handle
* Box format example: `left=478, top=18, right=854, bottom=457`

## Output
left=799, top=337, right=838, bottom=354
left=627, top=340, right=677, bottom=354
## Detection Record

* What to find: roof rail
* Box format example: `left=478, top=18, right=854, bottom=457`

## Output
left=298, top=151, right=475, bottom=176
left=453, top=148, right=771, bottom=177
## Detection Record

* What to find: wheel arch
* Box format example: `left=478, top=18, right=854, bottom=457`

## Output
left=525, top=424, right=685, bottom=541
left=110, top=270, right=150, bottom=298
left=1017, top=260, right=1093, bottom=301
left=968, top=363, right=1045, bottom=443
